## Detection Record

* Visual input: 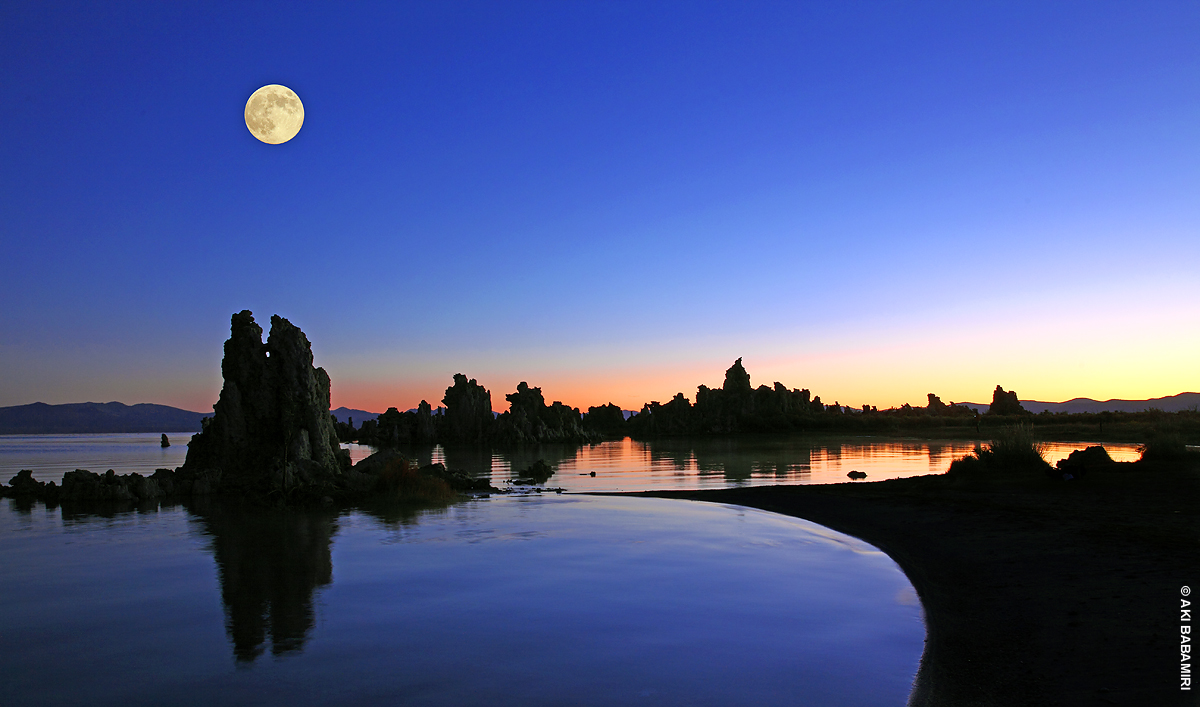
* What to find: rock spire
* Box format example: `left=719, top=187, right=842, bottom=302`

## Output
left=182, top=311, right=348, bottom=496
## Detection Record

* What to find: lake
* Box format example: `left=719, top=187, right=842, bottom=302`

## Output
left=2, top=493, right=924, bottom=706
left=0, top=433, right=1144, bottom=706
left=1, top=433, right=1143, bottom=490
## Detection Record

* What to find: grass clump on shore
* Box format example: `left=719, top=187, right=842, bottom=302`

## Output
left=948, top=424, right=1052, bottom=476
left=373, top=458, right=458, bottom=504
left=1138, top=431, right=1194, bottom=461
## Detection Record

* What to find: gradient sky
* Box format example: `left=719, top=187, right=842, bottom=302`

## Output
left=2, top=1, right=1198, bottom=414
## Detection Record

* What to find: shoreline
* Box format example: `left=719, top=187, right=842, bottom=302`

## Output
left=621, top=461, right=1199, bottom=706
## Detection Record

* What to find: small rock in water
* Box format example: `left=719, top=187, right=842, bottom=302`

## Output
left=160, top=434, right=170, bottom=448
left=518, top=459, right=555, bottom=484
left=589, top=471, right=596, bottom=477
left=7, top=469, right=45, bottom=497
left=847, top=470, right=867, bottom=479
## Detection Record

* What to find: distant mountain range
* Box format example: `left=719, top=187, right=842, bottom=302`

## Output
left=2, top=393, right=1195, bottom=434
left=331, top=407, right=382, bottom=424
left=957, top=392, right=1200, bottom=415
left=0, top=403, right=392, bottom=435
left=0, top=402, right=209, bottom=435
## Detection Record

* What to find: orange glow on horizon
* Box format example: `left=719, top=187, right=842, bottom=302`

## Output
left=148, top=350, right=1196, bottom=417
left=291, top=297, right=1200, bottom=415
left=328, top=360, right=1196, bottom=416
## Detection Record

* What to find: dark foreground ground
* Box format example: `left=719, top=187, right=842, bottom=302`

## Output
left=629, top=459, right=1199, bottom=706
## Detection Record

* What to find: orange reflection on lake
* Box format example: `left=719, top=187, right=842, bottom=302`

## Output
left=349, top=436, right=1144, bottom=493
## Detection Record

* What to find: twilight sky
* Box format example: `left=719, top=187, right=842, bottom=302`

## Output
left=2, top=1, right=1197, bottom=414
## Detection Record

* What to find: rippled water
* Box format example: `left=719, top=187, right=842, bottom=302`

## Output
left=0, top=495, right=924, bottom=707
left=1, top=433, right=1143, bottom=490
left=0, top=432, right=194, bottom=483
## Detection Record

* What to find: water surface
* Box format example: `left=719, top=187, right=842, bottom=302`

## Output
left=2, top=431, right=1133, bottom=704
left=1, top=434, right=1141, bottom=490
left=0, top=432, right=193, bottom=482
left=358, top=436, right=1143, bottom=491
left=0, top=495, right=923, bottom=706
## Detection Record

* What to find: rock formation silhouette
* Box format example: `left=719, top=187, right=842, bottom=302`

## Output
left=441, top=374, right=494, bottom=442
left=987, top=385, right=1028, bottom=416
left=181, top=311, right=349, bottom=497
left=629, top=358, right=819, bottom=436
left=356, top=402, right=438, bottom=446
left=583, top=403, right=626, bottom=433
left=491, top=382, right=596, bottom=444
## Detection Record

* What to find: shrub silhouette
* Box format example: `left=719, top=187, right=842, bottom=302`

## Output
left=513, top=459, right=555, bottom=484
left=1139, top=432, right=1189, bottom=461
left=373, top=457, right=457, bottom=503
left=949, top=425, right=1051, bottom=474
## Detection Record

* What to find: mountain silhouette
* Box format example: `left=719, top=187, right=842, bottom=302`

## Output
left=957, top=392, right=1199, bottom=415
left=0, top=401, right=207, bottom=434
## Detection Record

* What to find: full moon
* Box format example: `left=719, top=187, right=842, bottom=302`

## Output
left=244, top=84, right=304, bottom=144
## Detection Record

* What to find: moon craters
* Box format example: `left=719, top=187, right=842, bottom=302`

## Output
left=245, top=85, right=304, bottom=144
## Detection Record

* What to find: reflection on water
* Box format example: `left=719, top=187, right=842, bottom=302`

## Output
left=0, top=433, right=1150, bottom=705
left=191, top=499, right=461, bottom=663
left=0, top=495, right=924, bottom=706
left=189, top=500, right=338, bottom=662
left=385, top=436, right=1143, bottom=491
left=4, top=434, right=1144, bottom=490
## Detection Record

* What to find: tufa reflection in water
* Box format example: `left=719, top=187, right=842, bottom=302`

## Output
left=190, top=499, right=338, bottom=662
left=0, top=492, right=926, bottom=706
left=188, top=497, right=454, bottom=662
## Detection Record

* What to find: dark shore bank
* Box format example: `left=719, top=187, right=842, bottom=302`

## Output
left=628, top=458, right=1199, bottom=707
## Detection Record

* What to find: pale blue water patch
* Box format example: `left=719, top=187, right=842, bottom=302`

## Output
left=339, top=441, right=380, bottom=466
left=0, top=495, right=924, bottom=706
left=0, top=433, right=195, bottom=483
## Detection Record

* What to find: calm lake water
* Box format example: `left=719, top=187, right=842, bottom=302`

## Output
left=0, top=433, right=1144, bottom=706
left=1, top=495, right=922, bottom=706
left=1, top=433, right=1144, bottom=490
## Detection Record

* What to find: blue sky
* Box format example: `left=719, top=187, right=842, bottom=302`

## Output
left=2, top=1, right=1198, bottom=413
